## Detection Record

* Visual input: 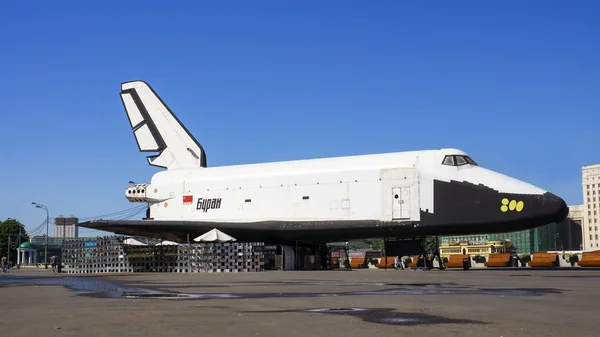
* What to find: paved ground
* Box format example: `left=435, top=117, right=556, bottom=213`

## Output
left=1, top=268, right=599, bottom=337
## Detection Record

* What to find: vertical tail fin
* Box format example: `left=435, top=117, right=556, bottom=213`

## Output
left=120, top=80, right=207, bottom=169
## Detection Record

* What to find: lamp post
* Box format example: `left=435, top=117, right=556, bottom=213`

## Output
left=31, top=202, right=49, bottom=268
left=555, top=233, right=560, bottom=252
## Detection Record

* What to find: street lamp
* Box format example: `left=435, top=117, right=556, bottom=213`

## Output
left=31, top=202, right=49, bottom=268
left=555, top=233, right=560, bottom=251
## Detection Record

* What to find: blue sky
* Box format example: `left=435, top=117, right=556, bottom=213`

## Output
left=1, top=1, right=598, bottom=236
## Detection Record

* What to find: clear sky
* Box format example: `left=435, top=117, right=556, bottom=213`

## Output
left=1, top=1, right=598, bottom=236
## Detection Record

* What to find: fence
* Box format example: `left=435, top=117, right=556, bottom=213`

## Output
left=60, top=236, right=264, bottom=274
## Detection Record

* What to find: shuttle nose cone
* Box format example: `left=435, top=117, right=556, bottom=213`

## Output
left=543, top=192, right=569, bottom=223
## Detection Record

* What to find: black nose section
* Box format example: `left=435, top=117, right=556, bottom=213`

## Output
left=543, top=192, right=569, bottom=223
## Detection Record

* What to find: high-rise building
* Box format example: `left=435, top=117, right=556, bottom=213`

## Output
left=582, top=164, right=600, bottom=250
left=54, top=216, right=79, bottom=238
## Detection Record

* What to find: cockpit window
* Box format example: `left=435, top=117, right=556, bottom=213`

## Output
left=442, top=155, right=478, bottom=167
left=464, top=156, right=477, bottom=166
left=442, top=155, right=455, bottom=166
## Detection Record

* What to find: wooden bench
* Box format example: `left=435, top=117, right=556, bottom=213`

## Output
left=376, top=256, right=397, bottom=269
left=445, top=255, right=470, bottom=268
left=349, top=257, right=367, bottom=269
left=484, top=253, right=511, bottom=267
left=577, top=252, right=600, bottom=267
left=407, top=256, right=419, bottom=268
left=528, top=252, right=558, bottom=267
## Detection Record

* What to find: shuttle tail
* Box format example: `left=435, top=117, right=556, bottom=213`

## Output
left=120, top=80, right=207, bottom=169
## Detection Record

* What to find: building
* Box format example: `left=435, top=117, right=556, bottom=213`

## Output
left=54, top=216, right=79, bottom=238
left=30, top=236, right=65, bottom=263
left=440, top=222, right=559, bottom=255
left=582, top=164, right=600, bottom=250
left=563, top=205, right=584, bottom=251
left=439, top=239, right=511, bottom=256
left=569, top=205, right=585, bottom=226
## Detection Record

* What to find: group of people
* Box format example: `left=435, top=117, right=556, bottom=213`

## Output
left=392, top=249, right=446, bottom=270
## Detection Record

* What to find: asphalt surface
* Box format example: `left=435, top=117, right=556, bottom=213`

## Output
left=1, top=268, right=598, bottom=337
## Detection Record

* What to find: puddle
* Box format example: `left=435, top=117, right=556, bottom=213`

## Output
left=246, top=307, right=487, bottom=326
left=544, top=275, right=600, bottom=279
left=304, top=307, right=369, bottom=313
left=0, top=275, right=561, bottom=300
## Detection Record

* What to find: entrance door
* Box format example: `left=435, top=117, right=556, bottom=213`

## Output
left=392, top=187, right=411, bottom=219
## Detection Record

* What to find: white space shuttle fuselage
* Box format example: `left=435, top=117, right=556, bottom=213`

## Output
left=81, top=80, right=568, bottom=244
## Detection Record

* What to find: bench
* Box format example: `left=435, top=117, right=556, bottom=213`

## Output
left=484, top=253, right=511, bottom=267
left=349, top=257, right=367, bottom=269
left=577, top=251, right=600, bottom=267
left=407, top=256, right=419, bottom=268
left=445, top=255, right=470, bottom=268
left=528, top=252, right=558, bottom=267
left=376, top=256, right=397, bottom=269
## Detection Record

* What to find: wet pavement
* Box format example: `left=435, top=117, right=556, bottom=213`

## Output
left=1, top=268, right=599, bottom=336
left=0, top=275, right=562, bottom=300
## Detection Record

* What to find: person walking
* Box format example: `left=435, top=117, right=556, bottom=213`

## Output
left=1, top=256, right=7, bottom=273
left=50, top=255, right=57, bottom=273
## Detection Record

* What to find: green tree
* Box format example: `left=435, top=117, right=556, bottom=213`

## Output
left=0, top=218, right=29, bottom=264
left=369, top=239, right=385, bottom=251
left=424, top=237, right=437, bottom=252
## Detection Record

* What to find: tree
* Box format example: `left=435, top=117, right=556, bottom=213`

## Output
left=424, top=237, right=437, bottom=252
left=0, top=218, right=29, bottom=264
left=369, top=239, right=385, bottom=251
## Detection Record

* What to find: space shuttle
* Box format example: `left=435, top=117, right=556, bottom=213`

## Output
left=79, top=80, right=569, bottom=246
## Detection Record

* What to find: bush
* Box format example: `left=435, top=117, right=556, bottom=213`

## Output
left=562, top=253, right=579, bottom=266
left=518, top=254, right=531, bottom=263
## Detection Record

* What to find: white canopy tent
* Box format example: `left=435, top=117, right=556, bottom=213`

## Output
left=194, top=228, right=237, bottom=243
left=155, top=240, right=179, bottom=246
left=123, top=238, right=146, bottom=246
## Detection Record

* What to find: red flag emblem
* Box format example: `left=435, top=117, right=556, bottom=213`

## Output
left=183, top=195, right=193, bottom=205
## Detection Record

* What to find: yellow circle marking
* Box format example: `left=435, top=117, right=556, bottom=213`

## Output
left=509, top=200, right=516, bottom=211
left=164, top=202, right=168, bottom=208
left=501, top=198, right=509, bottom=205
left=501, top=205, right=508, bottom=212
left=154, top=188, right=158, bottom=193
left=516, top=201, right=524, bottom=212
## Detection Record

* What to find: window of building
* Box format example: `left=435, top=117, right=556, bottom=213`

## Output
left=596, top=234, right=598, bottom=240
left=590, top=235, right=593, bottom=240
